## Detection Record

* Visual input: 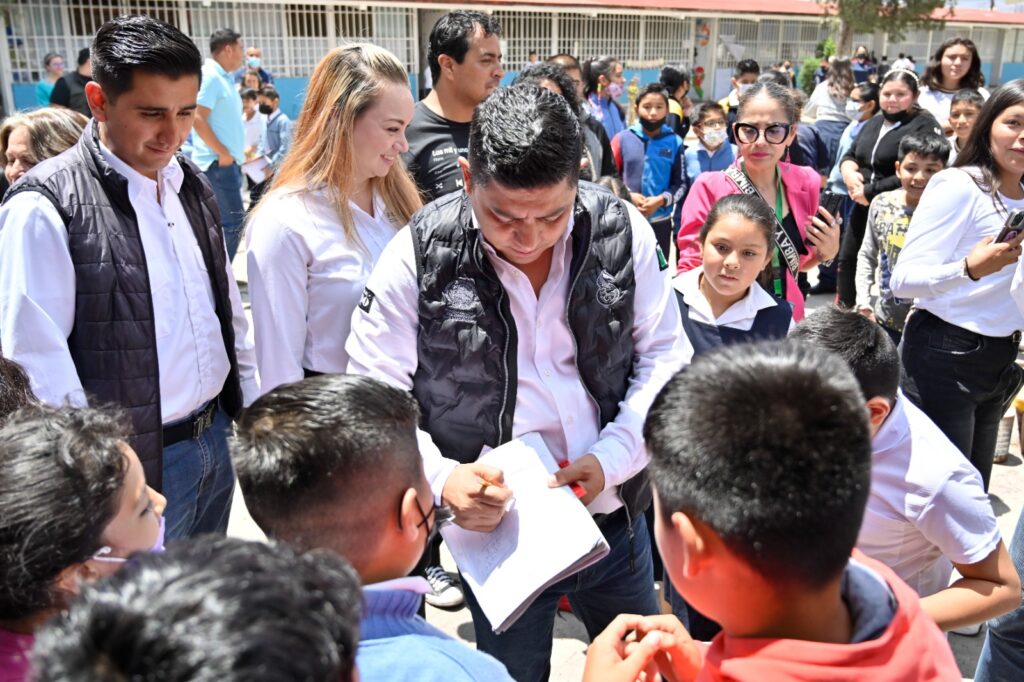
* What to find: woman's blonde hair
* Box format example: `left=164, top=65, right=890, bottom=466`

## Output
left=267, top=43, right=421, bottom=242
left=0, top=108, right=87, bottom=168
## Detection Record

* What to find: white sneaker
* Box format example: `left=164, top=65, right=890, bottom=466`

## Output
left=424, top=565, right=464, bottom=608
left=951, top=622, right=983, bottom=636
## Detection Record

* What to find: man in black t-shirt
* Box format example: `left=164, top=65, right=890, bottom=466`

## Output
left=403, top=11, right=504, bottom=203
left=50, top=47, right=93, bottom=118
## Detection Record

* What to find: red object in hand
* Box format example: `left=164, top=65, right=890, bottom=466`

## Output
left=558, top=460, right=587, bottom=499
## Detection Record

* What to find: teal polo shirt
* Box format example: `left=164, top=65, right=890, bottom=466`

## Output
left=191, top=58, right=245, bottom=170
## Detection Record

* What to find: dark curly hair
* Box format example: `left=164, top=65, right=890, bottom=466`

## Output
left=0, top=405, right=128, bottom=620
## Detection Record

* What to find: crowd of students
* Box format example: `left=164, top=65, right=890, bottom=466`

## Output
left=2, top=8, right=1024, bottom=682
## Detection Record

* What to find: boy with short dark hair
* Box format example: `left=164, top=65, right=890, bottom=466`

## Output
left=855, top=132, right=950, bottom=343
left=584, top=341, right=961, bottom=681
left=719, top=59, right=760, bottom=143
left=231, top=374, right=511, bottom=681
left=792, top=307, right=1021, bottom=634
left=948, top=88, right=985, bottom=163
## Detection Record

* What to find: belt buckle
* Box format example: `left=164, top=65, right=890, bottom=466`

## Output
left=192, top=405, right=214, bottom=439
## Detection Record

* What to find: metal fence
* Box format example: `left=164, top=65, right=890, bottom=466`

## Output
left=3, top=0, right=417, bottom=83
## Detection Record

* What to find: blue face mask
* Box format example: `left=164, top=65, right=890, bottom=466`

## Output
left=247, top=56, right=261, bottom=69
left=91, top=515, right=166, bottom=563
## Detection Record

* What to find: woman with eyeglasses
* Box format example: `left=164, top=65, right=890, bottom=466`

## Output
left=34, top=53, right=65, bottom=108
left=836, top=69, right=942, bottom=308
left=677, top=81, right=840, bottom=321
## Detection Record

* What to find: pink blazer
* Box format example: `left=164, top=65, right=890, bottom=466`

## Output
left=676, top=161, right=821, bottom=320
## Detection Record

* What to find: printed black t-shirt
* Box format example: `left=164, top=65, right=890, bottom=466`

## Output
left=402, top=101, right=471, bottom=203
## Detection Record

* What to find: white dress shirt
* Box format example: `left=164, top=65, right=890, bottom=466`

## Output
left=891, top=167, right=1024, bottom=337
left=246, top=187, right=400, bottom=393
left=346, top=200, right=685, bottom=514
left=673, top=267, right=794, bottom=365
left=242, top=111, right=266, bottom=154
left=857, top=393, right=1000, bottom=597
left=0, top=143, right=258, bottom=422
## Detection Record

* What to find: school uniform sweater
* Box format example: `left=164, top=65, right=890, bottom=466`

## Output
left=611, top=123, right=686, bottom=222
left=357, top=580, right=512, bottom=681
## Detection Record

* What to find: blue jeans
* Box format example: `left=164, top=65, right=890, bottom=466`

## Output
left=462, top=509, right=659, bottom=682
left=162, top=409, right=235, bottom=540
left=202, top=162, right=245, bottom=262
left=975, top=508, right=1024, bottom=681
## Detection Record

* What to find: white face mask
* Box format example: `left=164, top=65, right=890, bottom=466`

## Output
left=738, top=83, right=754, bottom=96
left=702, top=129, right=728, bottom=147
left=845, top=100, right=863, bottom=119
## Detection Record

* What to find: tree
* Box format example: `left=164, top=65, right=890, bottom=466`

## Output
left=829, top=0, right=946, bottom=56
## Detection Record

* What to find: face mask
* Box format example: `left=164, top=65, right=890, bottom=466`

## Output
left=91, top=516, right=166, bottom=563
left=247, top=56, right=261, bottom=69
left=702, top=129, right=728, bottom=147
left=641, top=116, right=666, bottom=133
left=845, top=100, right=863, bottom=118
left=882, top=109, right=911, bottom=124
left=605, top=82, right=625, bottom=100
left=738, top=83, right=754, bottom=96
left=258, top=103, right=273, bottom=115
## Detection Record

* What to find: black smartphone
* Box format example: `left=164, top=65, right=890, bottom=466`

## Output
left=996, top=209, right=1024, bottom=244
left=818, top=190, right=845, bottom=219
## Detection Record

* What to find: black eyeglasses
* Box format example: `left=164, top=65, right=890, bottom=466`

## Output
left=734, top=122, right=792, bottom=145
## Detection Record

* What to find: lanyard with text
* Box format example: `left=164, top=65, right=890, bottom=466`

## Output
left=725, top=164, right=801, bottom=298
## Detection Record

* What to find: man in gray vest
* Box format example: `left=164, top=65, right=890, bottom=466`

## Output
left=0, top=16, right=257, bottom=541
left=347, top=85, right=685, bottom=680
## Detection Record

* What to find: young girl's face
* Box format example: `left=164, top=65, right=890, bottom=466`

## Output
left=989, top=103, right=1024, bottom=182
left=701, top=212, right=773, bottom=299
left=90, top=445, right=166, bottom=579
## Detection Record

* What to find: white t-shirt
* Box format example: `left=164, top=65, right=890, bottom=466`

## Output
left=857, top=394, right=1001, bottom=597
left=918, top=86, right=990, bottom=128
left=243, top=111, right=266, bottom=153
left=246, top=187, right=400, bottom=394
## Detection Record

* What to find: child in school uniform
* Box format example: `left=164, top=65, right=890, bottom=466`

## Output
left=674, top=193, right=794, bottom=365
left=611, top=83, right=686, bottom=259
left=856, top=133, right=950, bottom=345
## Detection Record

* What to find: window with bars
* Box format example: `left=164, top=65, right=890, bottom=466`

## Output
left=2, top=0, right=416, bottom=84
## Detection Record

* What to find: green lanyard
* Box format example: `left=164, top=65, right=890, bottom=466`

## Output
left=741, top=162, right=786, bottom=298
left=771, top=170, right=785, bottom=298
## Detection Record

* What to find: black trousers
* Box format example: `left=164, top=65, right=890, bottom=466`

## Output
left=900, top=310, right=1024, bottom=490
left=837, top=202, right=869, bottom=308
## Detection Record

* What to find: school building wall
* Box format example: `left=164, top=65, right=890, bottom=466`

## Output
left=6, top=0, right=1024, bottom=116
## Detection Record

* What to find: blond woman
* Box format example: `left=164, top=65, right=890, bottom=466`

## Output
left=245, top=44, right=421, bottom=392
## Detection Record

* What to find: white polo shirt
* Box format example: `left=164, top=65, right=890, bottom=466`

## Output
left=856, top=393, right=1001, bottom=597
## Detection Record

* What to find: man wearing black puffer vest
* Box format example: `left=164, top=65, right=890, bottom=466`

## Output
left=347, top=85, right=686, bottom=681
left=0, top=16, right=257, bottom=542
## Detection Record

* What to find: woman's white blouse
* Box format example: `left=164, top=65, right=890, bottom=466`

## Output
left=246, top=187, right=400, bottom=393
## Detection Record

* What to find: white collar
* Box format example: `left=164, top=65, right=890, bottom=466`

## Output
left=363, top=576, right=432, bottom=594
left=673, top=266, right=780, bottom=325
left=870, top=391, right=909, bottom=455
left=98, top=139, right=184, bottom=199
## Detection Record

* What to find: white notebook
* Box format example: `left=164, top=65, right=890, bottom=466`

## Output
left=440, top=432, right=610, bottom=633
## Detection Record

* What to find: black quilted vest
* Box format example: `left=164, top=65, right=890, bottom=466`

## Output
left=4, top=121, right=243, bottom=491
left=410, top=183, right=651, bottom=517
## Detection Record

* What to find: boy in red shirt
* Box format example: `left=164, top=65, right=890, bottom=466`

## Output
left=585, top=340, right=961, bottom=682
